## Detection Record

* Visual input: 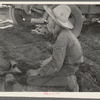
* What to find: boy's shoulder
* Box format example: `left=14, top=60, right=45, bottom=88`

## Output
left=61, top=29, right=73, bottom=37
left=60, top=29, right=78, bottom=42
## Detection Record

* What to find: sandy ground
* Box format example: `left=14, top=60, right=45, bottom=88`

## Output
left=0, top=7, right=100, bottom=92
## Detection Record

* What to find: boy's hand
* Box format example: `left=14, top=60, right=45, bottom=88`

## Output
left=27, top=69, right=40, bottom=77
left=31, top=25, right=48, bottom=35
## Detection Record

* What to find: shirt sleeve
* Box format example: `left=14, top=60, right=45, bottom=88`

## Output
left=39, top=31, right=68, bottom=76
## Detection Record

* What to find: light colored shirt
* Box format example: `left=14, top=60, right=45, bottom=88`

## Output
left=39, top=29, right=83, bottom=76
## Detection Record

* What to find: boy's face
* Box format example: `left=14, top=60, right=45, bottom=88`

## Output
left=47, top=16, right=55, bottom=33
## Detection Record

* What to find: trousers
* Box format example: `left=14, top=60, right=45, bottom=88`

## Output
left=27, top=63, right=80, bottom=86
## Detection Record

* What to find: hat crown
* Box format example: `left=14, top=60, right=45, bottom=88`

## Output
left=53, top=5, right=71, bottom=23
left=43, top=5, right=73, bottom=29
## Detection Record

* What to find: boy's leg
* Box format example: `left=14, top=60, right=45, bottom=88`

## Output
left=27, top=75, right=79, bottom=92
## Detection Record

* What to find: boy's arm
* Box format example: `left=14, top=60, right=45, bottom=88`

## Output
left=39, top=32, right=68, bottom=76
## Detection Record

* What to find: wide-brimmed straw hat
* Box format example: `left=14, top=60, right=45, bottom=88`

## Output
left=44, top=4, right=73, bottom=29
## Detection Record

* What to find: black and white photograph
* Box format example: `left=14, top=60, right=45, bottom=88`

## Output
left=0, top=2, right=100, bottom=95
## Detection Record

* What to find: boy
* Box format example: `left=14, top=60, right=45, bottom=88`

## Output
left=27, top=4, right=84, bottom=92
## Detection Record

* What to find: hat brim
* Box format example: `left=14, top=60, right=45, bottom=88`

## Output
left=44, top=5, right=73, bottom=29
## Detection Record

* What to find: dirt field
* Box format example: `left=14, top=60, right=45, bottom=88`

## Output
left=0, top=8, right=100, bottom=92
